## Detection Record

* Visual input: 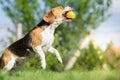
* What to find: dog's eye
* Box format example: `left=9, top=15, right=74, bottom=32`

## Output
left=60, top=7, right=62, bottom=9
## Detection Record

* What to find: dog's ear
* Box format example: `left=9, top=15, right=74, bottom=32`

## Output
left=52, top=6, right=64, bottom=18
left=52, top=6, right=64, bottom=15
left=43, top=6, right=64, bottom=23
left=43, top=10, right=55, bottom=24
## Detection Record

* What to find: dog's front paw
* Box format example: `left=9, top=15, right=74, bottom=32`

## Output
left=57, top=58, right=62, bottom=64
left=41, top=63, right=46, bottom=69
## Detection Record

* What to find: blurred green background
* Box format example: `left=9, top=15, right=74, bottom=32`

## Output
left=0, top=0, right=120, bottom=80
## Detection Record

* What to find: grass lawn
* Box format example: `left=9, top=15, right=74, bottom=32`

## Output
left=0, top=69, right=120, bottom=80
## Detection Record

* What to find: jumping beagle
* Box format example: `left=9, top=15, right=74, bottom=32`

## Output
left=0, top=6, right=75, bottom=71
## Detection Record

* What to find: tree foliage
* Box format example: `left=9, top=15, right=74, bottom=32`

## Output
left=0, top=0, right=42, bottom=33
left=74, top=42, right=105, bottom=70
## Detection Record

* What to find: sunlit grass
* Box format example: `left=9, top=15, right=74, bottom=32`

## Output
left=0, top=69, right=120, bottom=80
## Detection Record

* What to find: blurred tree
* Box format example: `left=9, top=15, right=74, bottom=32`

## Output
left=74, top=42, right=105, bottom=70
left=0, top=0, right=43, bottom=33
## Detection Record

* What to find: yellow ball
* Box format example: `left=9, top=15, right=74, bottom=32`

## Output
left=66, top=11, right=76, bottom=19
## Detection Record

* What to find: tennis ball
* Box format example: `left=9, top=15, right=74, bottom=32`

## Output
left=66, top=11, right=76, bottom=19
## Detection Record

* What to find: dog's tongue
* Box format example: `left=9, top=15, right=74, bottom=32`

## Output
left=66, top=11, right=76, bottom=19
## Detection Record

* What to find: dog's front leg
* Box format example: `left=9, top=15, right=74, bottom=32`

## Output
left=48, top=47, right=62, bottom=64
left=34, top=46, right=46, bottom=69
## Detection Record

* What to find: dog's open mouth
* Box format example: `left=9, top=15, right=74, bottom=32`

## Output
left=63, top=7, right=76, bottom=21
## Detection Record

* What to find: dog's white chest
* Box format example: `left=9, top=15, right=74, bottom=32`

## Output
left=41, top=28, right=54, bottom=50
left=36, top=18, right=63, bottom=52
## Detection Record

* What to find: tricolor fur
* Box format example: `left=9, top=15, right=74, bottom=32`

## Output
left=0, top=6, right=73, bottom=71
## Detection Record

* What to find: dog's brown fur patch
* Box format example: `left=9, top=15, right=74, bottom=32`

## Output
left=0, top=49, right=12, bottom=68
left=43, top=10, right=55, bottom=24
left=30, top=27, right=43, bottom=48
left=43, top=6, right=64, bottom=23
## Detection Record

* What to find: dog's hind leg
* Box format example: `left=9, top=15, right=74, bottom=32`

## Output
left=34, top=46, right=46, bottom=69
left=3, top=55, right=16, bottom=71
left=12, top=57, right=27, bottom=70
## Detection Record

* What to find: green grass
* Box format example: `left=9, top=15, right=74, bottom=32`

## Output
left=0, top=70, right=120, bottom=80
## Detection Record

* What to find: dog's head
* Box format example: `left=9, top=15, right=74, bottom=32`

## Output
left=43, top=6, right=75, bottom=24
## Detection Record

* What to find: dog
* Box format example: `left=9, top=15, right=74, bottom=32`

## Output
left=0, top=6, right=75, bottom=71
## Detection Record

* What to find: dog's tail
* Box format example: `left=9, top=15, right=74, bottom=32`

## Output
left=0, top=55, right=1, bottom=67
left=0, top=53, right=2, bottom=68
